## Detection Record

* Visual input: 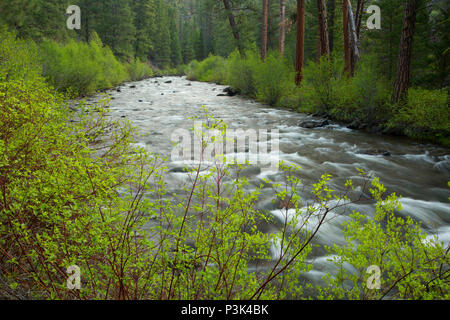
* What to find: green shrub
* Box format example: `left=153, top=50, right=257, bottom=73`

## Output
left=254, top=53, right=296, bottom=106
left=0, top=27, right=41, bottom=82
left=227, top=50, right=259, bottom=96
left=40, top=33, right=127, bottom=95
left=299, top=56, right=342, bottom=113
left=389, top=88, right=449, bottom=141
left=185, top=59, right=199, bottom=79
left=156, top=64, right=186, bottom=77
left=331, top=58, right=391, bottom=124
left=185, top=54, right=227, bottom=83
left=126, top=58, right=154, bottom=81
left=320, top=177, right=449, bottom=300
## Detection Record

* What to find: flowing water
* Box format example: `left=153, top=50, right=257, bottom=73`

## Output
left=83, top=76, right=449, bottom=284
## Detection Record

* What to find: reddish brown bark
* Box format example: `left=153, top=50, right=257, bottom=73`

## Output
left=223, top=0, right=243, bottom=56
left=317, top=0, right=330, bottom=59
left=261, top=0, right=269, bottom=61
left=279, top=0, right=286, bottom=56
left=355, top=0, right=365, bottom=38
left=295, top=0, right=305, bottom=85
left=392, top=0, right=418, bottom=103
left=343, top=0, right=352, bottom=76
left=328, top=0, right=336, bottom=52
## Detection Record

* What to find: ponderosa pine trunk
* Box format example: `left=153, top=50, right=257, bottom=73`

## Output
left=261, top=0, right=269, bottom=61
left=279, top=0, right=286, bottom=56
left=355, top=0, right=364, bottom=38
left=348, top=0, right=360, bottom=72
left=223, top=0, right=243, bottom=56
left=317, top=0, right=330, bottom=59
left=328, top=0, right=335, bottom=53
left=392, top=0, right=418, bottom=103
left=295, top=0, right=305, bottom=85
left=343, top=0, right=352, bottom=75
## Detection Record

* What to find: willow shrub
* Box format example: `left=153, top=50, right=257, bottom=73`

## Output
left=185, top=55, right=227, bottom=84
left=298, top=56, right=342, bottom=113
left=388, top=88, right=449, bottom=144
left=226, top=50, right=259, bottom=97
left=320, top=176, right=449, bottom=299
left=40, top=33, right=127, bottom=96
left=254, top=53, right=296, bottom=106
left=126, top=58, right=154, bottom=81
left=0, top=27, right=42, bottom=82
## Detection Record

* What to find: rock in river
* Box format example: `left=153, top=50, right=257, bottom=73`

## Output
left=299, top=119, right=329, bottom=129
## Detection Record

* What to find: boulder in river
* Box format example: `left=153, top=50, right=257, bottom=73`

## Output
left=223, top=87, right=239, bottom=96
left=299, top=119, right=329, bottom=129
left=164, top=80, right=172, bottom=84
left=130, top=85, right=136, bottom=88
left=347, top=120, right=368, bottom=130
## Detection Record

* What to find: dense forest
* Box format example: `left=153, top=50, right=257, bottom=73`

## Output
left=0, top=0, right=449, bottom=301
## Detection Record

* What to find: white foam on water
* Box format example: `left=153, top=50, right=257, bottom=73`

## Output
left=401, top=152, right=436, bottom=164
left=350, top=152, right=393, bottom=165
left=423, top=225, right=450, bottom=246
left=399, top=198, right=449, bottom=228
left=269, top=201, right=349, bottom=245
left=327, top=124, right=353, bottom=132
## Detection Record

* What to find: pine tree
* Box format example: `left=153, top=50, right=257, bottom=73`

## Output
left=169, top=7, right=182, bottom=66
left=152, top=0, right=171, bottom=68
left=181, top=22, right=195, bottom=64
left=279, top=0, right=286, bottom=56
left=295, top=0, right=306, bottom=85
left=392, top=0, right=419, bottom=103
left=131, top=0, right=156, bottom=62
left=261, top=0, right=269, bottom=61
left=94, top=0, right=136, bottom=60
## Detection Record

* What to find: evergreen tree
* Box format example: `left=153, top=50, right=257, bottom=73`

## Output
left=181, top=22, right=196, bottom=64
left=169, top=7, right=183, bottom=66
left=152, top=0, right=171, bottom=68
left=131, top=0, right=156, bottom=62
left=94, top=0, right=136, bottom=60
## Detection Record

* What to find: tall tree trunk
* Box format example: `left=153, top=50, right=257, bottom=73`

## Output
left=261, top=0, right=269, bottom=61
left=343, top=0, right=359, bottom=76
left=279, top=0, right=286, bottom=56
left=223, top=0, right=243, bottom=55
left=343, top=0, right=351, bottom=75
left=355, top=0, right=364, bottom=38
left=295, top=0, right=306, bottom=85
left=328, top=0, right=335, bottom=53
left=392, top=0, right=418, bottom=104
left=348, top=0, right=360, bottom=73
left=317, top=0, right=330, bottom=59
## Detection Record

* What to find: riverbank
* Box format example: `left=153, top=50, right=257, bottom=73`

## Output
left=185, top=52, right=449, bottom=147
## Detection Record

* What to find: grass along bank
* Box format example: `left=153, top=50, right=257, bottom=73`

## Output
left=185, top=51, right=449, bottom=147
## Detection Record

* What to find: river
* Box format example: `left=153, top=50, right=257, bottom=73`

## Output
left=83, top=76, right=449, bottom=285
